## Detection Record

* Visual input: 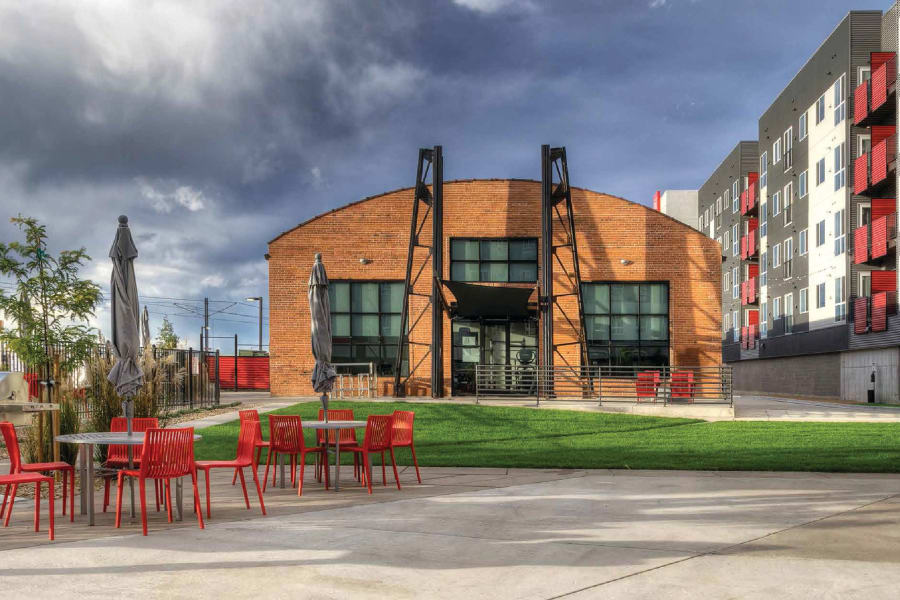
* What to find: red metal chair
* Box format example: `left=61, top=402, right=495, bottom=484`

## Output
left=102, top=416, right=159, bottom=513
left=391, top=410, right=421, bottom=484
left=0, top=421, right=73, bottom=523
left=196, top=420, right=266, bottom=518
left=263, top=415, right=322, bottom=494
left=345, top=415, right=400, bottom=494
left=0, top=472, right=54, bottom=540
left=231, top=409, right=269, bottom=485
left=316, top=409, right=360, bottom=482
left=671, top=370, right=695, bottom=402
left=114, top=427, right=204, bottom=536
left=635, top=371, right=660, bottom=403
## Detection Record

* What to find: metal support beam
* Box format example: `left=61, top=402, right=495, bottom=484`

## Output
left=540, top=145, right=554, bottom=371
left=431, top=146, right=444, bottom=398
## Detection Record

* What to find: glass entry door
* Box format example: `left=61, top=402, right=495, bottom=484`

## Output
left=451, top=318, right=537, bottom=395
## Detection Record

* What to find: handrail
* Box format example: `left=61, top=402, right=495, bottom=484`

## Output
left=332, top=362, right=377, bottom=398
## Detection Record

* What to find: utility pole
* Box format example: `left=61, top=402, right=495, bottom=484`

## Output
left=204, top=297, right=209, bottom=352
left=245, top=296, right=263, bottom=352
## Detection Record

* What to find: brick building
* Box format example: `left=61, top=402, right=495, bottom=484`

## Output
left=268, top=174, right=722, bottom=397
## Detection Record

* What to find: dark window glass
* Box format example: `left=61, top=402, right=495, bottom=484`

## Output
left=449, top=238, right=538, bottom=283
left=330, top=281, right=407, bottom=376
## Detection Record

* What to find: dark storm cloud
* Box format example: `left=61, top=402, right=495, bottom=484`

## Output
left=0, top=0, right=884, bottom=348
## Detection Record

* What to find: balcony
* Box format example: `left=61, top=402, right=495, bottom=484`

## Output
left=739, top=175, right=758, bottom=216
left=854, top=79, right=870, bottom=125
left=740, top=232, right=758, bottom=260
left=740, top=325, right=757, bottom=350
left=856, top=131, right=896, bottom=195
left=871, top=54, right=897, bottom=114
left=741, top=277, right=758, bottom=306
left=872, top=213, right=897, bottom=260
left=871, top=134, right=896, bottom=189
left=856, top=52, right=896, bottom=126
left=852, top=291, right=899, bottom=334
left=854, top=153, right=869, bottom=195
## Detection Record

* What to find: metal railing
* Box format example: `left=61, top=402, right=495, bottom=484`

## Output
left=333, top=362, right=377, bottom=398
left=475, top=364, right=733, bottom=406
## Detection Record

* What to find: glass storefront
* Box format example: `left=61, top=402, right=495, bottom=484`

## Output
left=451, top=318, right=538, bottom=394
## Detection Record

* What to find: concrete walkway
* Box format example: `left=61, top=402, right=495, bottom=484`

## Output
left=734, top=394, right=900, bottom=422
left=2, top=468, right=899, bottom=599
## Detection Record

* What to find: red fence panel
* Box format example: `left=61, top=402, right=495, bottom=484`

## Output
left=208, top=356, right=270, bottom=390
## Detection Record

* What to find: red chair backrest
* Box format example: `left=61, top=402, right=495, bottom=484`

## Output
left=140, top=428, right=196, bottom=479
left=0, top=422, right=22, bottom=473
left=235, top=420, right=259, bottom=464
left=391, top=411, right=415, bottom=446
left=362, top=415, right=393, bottom=451
left=109, top=417, right=159, bottom=462
left=635, top=371, right=659, bottom=398
left=239, top=409, right=264, bottom=441
left=268, top=415, right=304, bottom=453
left=317, top=409, right=357, bottom=444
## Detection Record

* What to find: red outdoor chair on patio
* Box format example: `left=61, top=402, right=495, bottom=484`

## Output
left=231, top=409, right=269, bottom=485
left=635, top=371, right=661, bottom=403
left=263, top=415, right=323, bottom=494
left=114, top=427, right=204, bottom=536
left=196, top=420, right=266, bottom=518
left=391, top=410, right=421, bottom=484
left=102, top=416, right=160, bottom=513
left=670, top=370, right=695, bottom=402
left=0, top=421, right=73, bottom=523
left=345, top=415, right=400, bottom=494
left=316, top=409, right=360, bottom=483
left=0, top=472, right=54, bottom=540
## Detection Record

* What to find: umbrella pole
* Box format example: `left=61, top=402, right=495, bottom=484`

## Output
left=123, top=399, right=135, bottom=520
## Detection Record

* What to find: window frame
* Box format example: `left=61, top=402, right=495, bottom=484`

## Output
left=799, top=111, right=808, bottom=141
left=816, top=94, right=826, bottom=125
left=449, top=237, right=538, bottom=283
left=799, top=287, right=808, bottom=314
left=799, top=169, right=808, bottom=198
left=799, top=228, right=808, bottom=255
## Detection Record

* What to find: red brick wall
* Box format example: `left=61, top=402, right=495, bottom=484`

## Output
left=268, top=179, right=722, bottom=397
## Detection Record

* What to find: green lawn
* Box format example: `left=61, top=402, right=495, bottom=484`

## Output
left=193, top=401, right=900, bottom=473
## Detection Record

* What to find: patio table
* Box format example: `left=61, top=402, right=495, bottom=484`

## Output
left=56, top=431, right=202, bottom=526
left=300, top=420, right=366, bottom=492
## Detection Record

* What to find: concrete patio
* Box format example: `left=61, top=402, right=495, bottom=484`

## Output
left=1, top=466, right=899, bottom=599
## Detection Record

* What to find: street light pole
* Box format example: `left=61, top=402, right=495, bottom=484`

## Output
left=246, top=296, right=263, bottom=352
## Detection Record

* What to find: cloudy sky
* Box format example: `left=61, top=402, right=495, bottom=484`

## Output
left=0, top=0, right=887, bottom=351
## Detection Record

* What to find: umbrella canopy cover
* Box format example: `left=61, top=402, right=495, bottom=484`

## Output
left=107, top=215, right=144, bottom=398
left=308, top=254, right=337, bottom=394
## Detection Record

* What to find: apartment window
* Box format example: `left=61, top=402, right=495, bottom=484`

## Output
left=833, top=74, right=846, bottom=126
left=772, top=242, right=781, bottom=268
left=772, top=191, right=780, bottom=217
left=725, top=311, right=730, bottom=334
left=732, top=180, right=739, bottom=206
left=732, top=224, right=739, bottom=256
left=783, top=237, right=793, bottom=278
left=582, top=282, right=669, bottom=367
left=733, top=310, right=739, bottom=332
left=716, top=196, right=722, bottom=215
left=773, top=296, right=781, bottom=320
left=330, top=281, right=408, bottom=376
left=760, top=301, right=768, bottom=338
left=816, top=94, right=825, bottom=125
left=730, top=187, right=737, bottom=213
left=799, top=229, right=808, bottom=255
left=760, top=251, right=767, bottom=286
left=816, top=219, right=826, bottom=247
left=833, top=143, right=845, bottom=191
left=816, top=283, right=825, bottom=308
left=760, top=202, right=767, bottom=237
left=799, top=111, right=808, bottom=141
left=784, top=293, right=794, bottom=333
left=816, top=157, right=825, bottom=186
left=450, top=238, right=538, bottom=282
left=799, top=288, right=808, bottom=314
left=835, top=276, right=846, bottom=321
left=773, top=138, right=782, bottom=164
left=783, top=127, right=793, bottom=170
left=760, top=151, right=768, bottom=188
left=732, top=266, right=739, bottom=300
left=724, top=271, right=729, bottom=293
left=799, top=170, right=808, bottom=198
left=783, top=182, right=793, bottom=226
left=834, top=210, right=845, bottom=256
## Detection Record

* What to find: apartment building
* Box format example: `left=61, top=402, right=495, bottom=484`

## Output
left=689, top=8, right=900, bottom=401
left=654, top=190, right=699, bottom=229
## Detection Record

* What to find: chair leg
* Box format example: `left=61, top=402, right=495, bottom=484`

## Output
left=4, top=484, right=17, bottom=527
left=154, top=480, right=161, bottom=513
left=290, top=455, right=297, bottom=487
left=139, top=478, right=148, bottom=536
left=381, top=451, right=387, bottom=486
left=48, top=478, right=54, bottom=541
left=0, top=483, right=9, bottom=520
left=389, top=447, right=401, bottom=491
left=103, top=476, right=110, bottom=513
left=251, top=466, right=266, bottom=516
left=191, top=470, right=205, bottom=530
left=70, top=468, right=75, bottom=521
left=297, top=455, right=305, bottom=497
left=365, top=454, right=373, bottom=495
left=237, top=468, right=250, bottom=509
left=205, top=469, right=212, bottom=519
left=33, top=480, right=40, bottom=532
left=263, top=449, right=274, bottom=492
left=231, top=467, right=239, bottom=486
left=165, top=480, right=173, bottom=523
left=410, top=444, right=422, bottom=484
left=61, top=470, right=67, bottom=516
left=114, top=473, right=125, bottom=529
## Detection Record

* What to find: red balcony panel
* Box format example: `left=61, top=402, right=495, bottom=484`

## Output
left=871, top=136, right=897, bottom=187
left=854, top=296, right=869, bottom=334
left=749, top=233, right=757, bottom=257
left=870, top=54, right=896, bottom=112
left=741, top=326, right=749, bottom=349
left=872, top=270, right=897, bottom=294
left=854, top=153, right=869, bottom=195
left=748, top=179, right=757, bottom=210
left=740, top=235, right=748, bottom=260
left=872, top=125, right=895, bottom=147
left=872, top=198, right=895, bottom=220
left=871, top=214, right=897, bottom=259
left=748, top=324, right=758, bottom=349
left=872, top=292, right=888, bottom=332
left=747, top=309, right=759, bottom=326
left=748, top=263, right=759, bottom=278
left=854, top=224, right=869, bottom=264
left=748, top=276, right=757, bottom=304
left=854, top=80, right=869, bottom=125
left=739, top=190, right=746, bottom=215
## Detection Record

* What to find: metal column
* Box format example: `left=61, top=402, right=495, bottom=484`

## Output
left=540, top=145, right=554, bottom=371
left=431, top=146, right=444, bottom=398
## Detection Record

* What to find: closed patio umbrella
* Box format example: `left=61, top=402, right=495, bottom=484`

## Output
left=308, top=253, right=336, bottom=419
left=107, top=215, right=144, bottom=432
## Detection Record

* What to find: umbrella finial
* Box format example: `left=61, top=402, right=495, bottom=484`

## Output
left=118, top=215, right=128, bottom=225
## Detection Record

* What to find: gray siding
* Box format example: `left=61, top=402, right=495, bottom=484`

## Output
left=732, top=352, right=841, bottom=399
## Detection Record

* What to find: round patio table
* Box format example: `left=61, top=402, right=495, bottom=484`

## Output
left=56, top=431, right=202, bottom=526
left=300, top=420, right=366, bottom=492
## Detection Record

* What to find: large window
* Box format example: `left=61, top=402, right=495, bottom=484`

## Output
left=833, top=74, right=846, bottom=125
left=582, top=282, right=669, bottom=367
left=760, top=151, right=768, bottom=188
left=329, top=281, right=407, bottom=376
left=450, top=238, right=537, bottom=283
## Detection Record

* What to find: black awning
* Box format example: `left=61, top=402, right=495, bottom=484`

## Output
left=444, top=281, right=536, bottom=319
